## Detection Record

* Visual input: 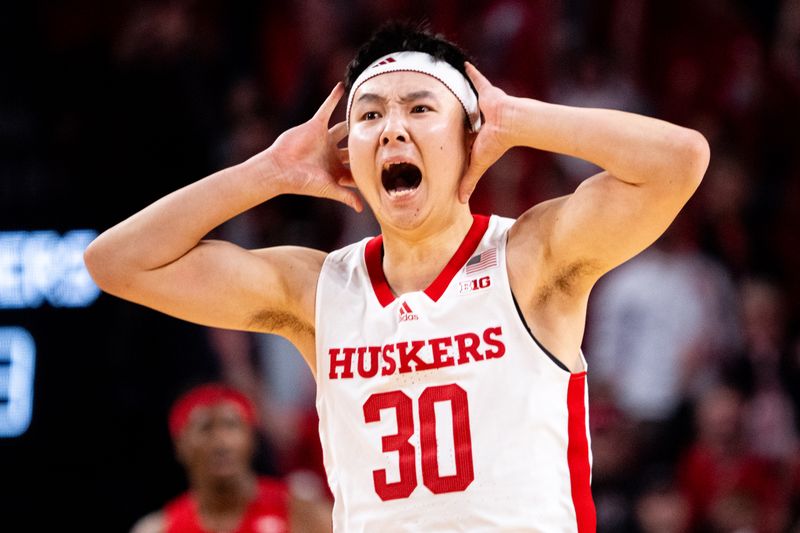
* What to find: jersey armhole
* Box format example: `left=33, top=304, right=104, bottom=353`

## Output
left=499, top=217, right=572, bottom=373
left=509, top=289, right=571, bottom=373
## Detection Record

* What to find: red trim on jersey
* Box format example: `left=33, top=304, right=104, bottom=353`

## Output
left=424, top=215, right=489, bottom=302
left=365, top=235, right=395, bottom=307
left=567, top=372, right=596, bottom=532
left=364, top=214, right=490, bottom=307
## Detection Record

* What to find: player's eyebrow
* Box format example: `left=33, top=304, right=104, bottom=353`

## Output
left=355, top=90, right=440, bottom=105
left=399, top=90, right=439, bottom=103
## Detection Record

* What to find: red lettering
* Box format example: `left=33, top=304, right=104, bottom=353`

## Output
left=363, top=391, right=417, bottom=500
left=419, top=384, right=474, bottom=493
left=358, top=346, right=381, bottom=378
left=454, top=332, right=483, bottom=364
left=483, top=327, right=506, bottom=359
left=398, top=340, right=433, bottom=373
left=429, top=337, right=455, bottom=368
left=328, top=347, right=354, bottom=379
left=365, top=384, right=474, bottom=501
left=381, top=344, right=397, bottom=376
left=328, top=326, right=506, bottom=379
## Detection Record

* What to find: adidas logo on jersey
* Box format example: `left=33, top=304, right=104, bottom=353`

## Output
left=398, top=301, right=418, bottom=322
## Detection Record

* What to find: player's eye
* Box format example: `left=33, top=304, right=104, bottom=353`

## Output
left=361, top=111, right=381, bottom=121
left=411, top=105, right=431, bottom=113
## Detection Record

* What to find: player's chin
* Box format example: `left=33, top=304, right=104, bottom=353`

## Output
left=381, top=202, right=433, bottom=233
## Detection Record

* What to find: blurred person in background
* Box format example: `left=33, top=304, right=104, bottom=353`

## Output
left=206, top=327, right=327, bottom=489
left=588, top=384, right=639, bottom=532
left=723, top=278, right=799, bottom=463
left=634, top=473, right=690, bottom=533
left=677, top=383, right=791, bottom=533
left=131, top=384, right=331, bottom=533
left=587, top=213, right=740, bottom=463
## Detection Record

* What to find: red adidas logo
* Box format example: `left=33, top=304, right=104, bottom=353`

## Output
left=371, top=57, right=396, bottom=68
left=398, top=301, right=419, bottom=322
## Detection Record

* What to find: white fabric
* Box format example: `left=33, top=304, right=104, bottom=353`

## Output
left=315, top=215, right=591, bottom=532
left=346, top=51, right=482, bottom=132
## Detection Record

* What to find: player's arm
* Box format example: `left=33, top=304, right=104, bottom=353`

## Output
left=84, top=84, right=361, bottom=369
left=461, top=63, right=708, bottom=284
left=459, top=64, right=709, bottom=369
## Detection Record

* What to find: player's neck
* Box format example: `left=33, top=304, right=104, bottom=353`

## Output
left=380, top=209, right=474, bottom=296
left=193, top=471, right=257, bottom=514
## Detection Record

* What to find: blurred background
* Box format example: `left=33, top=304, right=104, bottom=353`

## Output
left=1, top=0, right=799, bottom=531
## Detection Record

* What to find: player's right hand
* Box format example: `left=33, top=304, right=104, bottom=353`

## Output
left=249, top=83, right=363, bottom=212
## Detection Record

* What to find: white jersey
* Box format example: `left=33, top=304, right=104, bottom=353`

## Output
left=315, top=215, right=595, bottom=532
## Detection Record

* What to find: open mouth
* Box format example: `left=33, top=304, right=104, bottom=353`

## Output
left=381, top=162, right=422, bottom=196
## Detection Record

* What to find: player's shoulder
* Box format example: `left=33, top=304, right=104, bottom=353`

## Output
left=504, top=198, right=571, bottom=264
left=130, top=510, right=165, bottom=533
left=508, top=197, right=567, bottom=239
left=322, top=236, right=373, bottom=269
left=249, top=246, right=330, bottom=298
left=485, top=213, right=515, bottom=235
left=250, top=245, right=328, bottom=269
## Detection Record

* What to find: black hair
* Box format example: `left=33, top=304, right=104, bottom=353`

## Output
left=344, top=20, right=476, bottom=95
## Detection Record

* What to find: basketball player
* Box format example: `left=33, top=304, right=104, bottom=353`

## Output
left=87, top=22, right=710, bottom=532
left=131, top=384, right=331, bottom=533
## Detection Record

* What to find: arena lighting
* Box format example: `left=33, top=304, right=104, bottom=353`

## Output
left=0, top=229, right=99, bottom=437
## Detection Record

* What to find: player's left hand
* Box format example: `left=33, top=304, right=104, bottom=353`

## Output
left=459, top=62, right=519, bottom=204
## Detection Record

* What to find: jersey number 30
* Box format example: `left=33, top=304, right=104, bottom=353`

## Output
left=363, top=384, right=474, bottom=501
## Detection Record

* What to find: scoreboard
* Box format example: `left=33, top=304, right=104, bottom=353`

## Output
left=0, top=229, right=99, bottom=437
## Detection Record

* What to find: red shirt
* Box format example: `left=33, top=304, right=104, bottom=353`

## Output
left=164, top=477, right=289, bottom=533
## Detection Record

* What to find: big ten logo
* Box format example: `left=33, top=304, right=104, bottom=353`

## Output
left=458, top=275, right=491, bottom=295
left=0, top=327, right=35, bottom=438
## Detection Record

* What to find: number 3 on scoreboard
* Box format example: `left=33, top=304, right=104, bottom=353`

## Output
left=363, top=383, right=474, bottom=501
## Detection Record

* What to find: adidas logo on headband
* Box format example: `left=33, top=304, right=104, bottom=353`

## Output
left=371, top=57, right=397, bottom=68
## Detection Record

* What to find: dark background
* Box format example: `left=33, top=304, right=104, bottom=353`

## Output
left=1, top=0, right=799, bottom=531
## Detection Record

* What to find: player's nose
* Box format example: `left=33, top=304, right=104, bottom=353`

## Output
left=381, top=111, right=408, bottom=146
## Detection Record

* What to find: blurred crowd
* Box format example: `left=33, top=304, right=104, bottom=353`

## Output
left=4, top=0, right=800, bottom=531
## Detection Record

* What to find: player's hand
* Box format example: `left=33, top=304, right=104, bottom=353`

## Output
left=459, top=63, right=519, bottom=204
left=258, top=83, right=363, bottom=212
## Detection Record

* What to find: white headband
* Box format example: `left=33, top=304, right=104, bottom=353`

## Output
left=346, top=51, right=482, bottom=132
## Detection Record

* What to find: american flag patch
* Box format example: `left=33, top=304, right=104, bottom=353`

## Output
left=464, top=248, right=497, bottom=275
